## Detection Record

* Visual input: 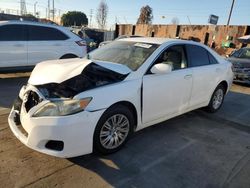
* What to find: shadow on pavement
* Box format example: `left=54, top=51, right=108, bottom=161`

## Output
left=215, top=91, right=250, bottom=127
left=0, top=77, right=28, bottom=108
left=68, top=111, right=250, bottom=187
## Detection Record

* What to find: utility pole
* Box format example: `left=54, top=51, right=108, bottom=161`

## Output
left=52, top=0, right=55, bottom=21
left=58, top=9, right=61, bottom=18
left=34, top=1, right=38, bottom=17
left=89, top=9, right=93, bottom=28
left=227, top=0, right=235, bottom=25
left=20, top=0, right=27, bottom=16
left=48, top=0, right=50, bottom=20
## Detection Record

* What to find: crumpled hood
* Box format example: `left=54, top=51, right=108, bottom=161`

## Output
left=28, top=58, right=131, bottom=85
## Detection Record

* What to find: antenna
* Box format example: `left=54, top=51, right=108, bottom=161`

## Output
left=20, top=0, right=27, bottom=15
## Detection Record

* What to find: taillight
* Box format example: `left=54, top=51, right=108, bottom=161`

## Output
left=76, top=40, right=86, bottom=46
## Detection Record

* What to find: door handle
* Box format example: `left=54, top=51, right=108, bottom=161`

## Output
left=184, top=74, right=192, bottom=80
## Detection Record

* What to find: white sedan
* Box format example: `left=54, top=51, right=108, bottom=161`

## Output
left=8, top=38, right=234, bottom=158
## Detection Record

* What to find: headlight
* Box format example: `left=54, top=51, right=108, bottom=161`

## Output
left=33, top=97, right=92, bottom=117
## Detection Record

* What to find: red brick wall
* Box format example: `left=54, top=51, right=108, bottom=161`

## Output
left=116, top=24, right=249, bottom=55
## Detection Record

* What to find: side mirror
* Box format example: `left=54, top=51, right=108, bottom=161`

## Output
left=150, top=63, right=172, bottom=75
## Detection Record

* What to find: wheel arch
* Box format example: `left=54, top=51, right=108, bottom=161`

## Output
left=218, top=80, right=229, bottom=93
left=60, top=53, right=78, bottom=59
left=106, top=101, right=138, bottom=131
left=207, top=80, right=229, bottom=107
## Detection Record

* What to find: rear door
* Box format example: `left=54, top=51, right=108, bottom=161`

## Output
left=27, top=25, right=69, bottom=66
left=0, top=24, right=27, bottom=68
left=185, top=44, right=223, bottom=108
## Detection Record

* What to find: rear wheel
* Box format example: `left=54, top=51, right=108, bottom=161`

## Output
left=206, top=85, right=225, bottom=113
left=93, top=105, right=134, bottom=154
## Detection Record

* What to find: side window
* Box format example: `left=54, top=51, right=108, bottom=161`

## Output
left=0, top=24, right=27, bottom=41
left=154, top=45, right=187, bottom=71
left=208, top=52, right=219, bottom=64
left=186, top=44, right=210, bottom=67
left=28, top=25, right=69, bottom=41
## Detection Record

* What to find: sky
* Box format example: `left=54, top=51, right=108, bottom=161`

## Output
left=0, top=0, right=250, bottom=28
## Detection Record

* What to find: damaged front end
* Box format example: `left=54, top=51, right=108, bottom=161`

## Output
left=13, top=62, right=129, bottom=118
left=36, top=62, right=128, bottom=99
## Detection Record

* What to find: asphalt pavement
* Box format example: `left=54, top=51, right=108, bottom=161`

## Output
left=1, top=75, right=250, bottom=188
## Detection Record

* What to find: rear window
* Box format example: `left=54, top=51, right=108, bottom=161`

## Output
left=28, top=25, right=69, bottom=41
left=208, top=52, right=219, bottom=64
left=186, top=44, right=210, bottom=67
left=0, top=24, right=27, bottom=41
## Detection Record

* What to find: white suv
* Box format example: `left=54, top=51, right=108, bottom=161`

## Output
left=0, top=20, right=87, bottom=72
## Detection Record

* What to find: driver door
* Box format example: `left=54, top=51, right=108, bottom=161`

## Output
left=142, top=45, right=193, bottom=125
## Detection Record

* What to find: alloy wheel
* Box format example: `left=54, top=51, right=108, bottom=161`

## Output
left=212, top=88, right=224, bottom=110
left=99, top=114, right=130, bottom=149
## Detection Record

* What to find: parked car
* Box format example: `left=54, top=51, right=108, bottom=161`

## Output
left=0, top=20, right=87, bottom=72
left=8, top=38, right=233, bottom=158
left=226, top=47, right=250, bottom=84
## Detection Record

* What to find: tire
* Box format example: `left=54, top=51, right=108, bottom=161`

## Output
left=60, top=54, right=78, bottom=59
left=93, top=105, right=134, bottom=155
left=206, top=84, right=225, bottom=113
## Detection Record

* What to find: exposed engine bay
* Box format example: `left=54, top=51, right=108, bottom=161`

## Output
left=35, top=63, right=128, bottom=98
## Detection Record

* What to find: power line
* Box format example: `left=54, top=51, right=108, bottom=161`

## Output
left=227, top=0, right=235, bottom=25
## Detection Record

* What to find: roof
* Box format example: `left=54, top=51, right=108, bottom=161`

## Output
left=0, top=20, right=58, bottom=27
left=119, top=37, right=176, bottom=45
left=119, top=37, right=216, bottom=49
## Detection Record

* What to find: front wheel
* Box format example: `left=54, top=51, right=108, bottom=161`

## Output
left=206, top=85, right=225, bottom=113
left=93, top=105, right=134, bottom=155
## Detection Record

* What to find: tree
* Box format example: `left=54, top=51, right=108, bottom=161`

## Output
left=171, top=17, right=179, bottom=25
left=61, top=11, right=88, bottom=26
left=137, top=5, right=153, bottom=24
left=96, top=0, right=108, bottom=30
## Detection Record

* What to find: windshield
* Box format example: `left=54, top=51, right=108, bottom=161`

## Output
left=88, top=41, right=159, bottom=71
left=239, top=48, right=250, bottom=59
left=231, top=48, right=250, bottom=59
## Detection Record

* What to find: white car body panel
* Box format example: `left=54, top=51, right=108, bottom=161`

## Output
left=189, top=65, right=221, bottom=107
left=28, top=58, right=131, bottom=85
left=142, top=68, right=193, bottom=125
left=29, top=58, right=92, bottom=85
left=9, top=107, right=105, bottom=158
left=8, top=37, right=234, bottom=157
left=27, top=40, right=79, bottom=66
left=0, top=41, right=27, bottom=67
